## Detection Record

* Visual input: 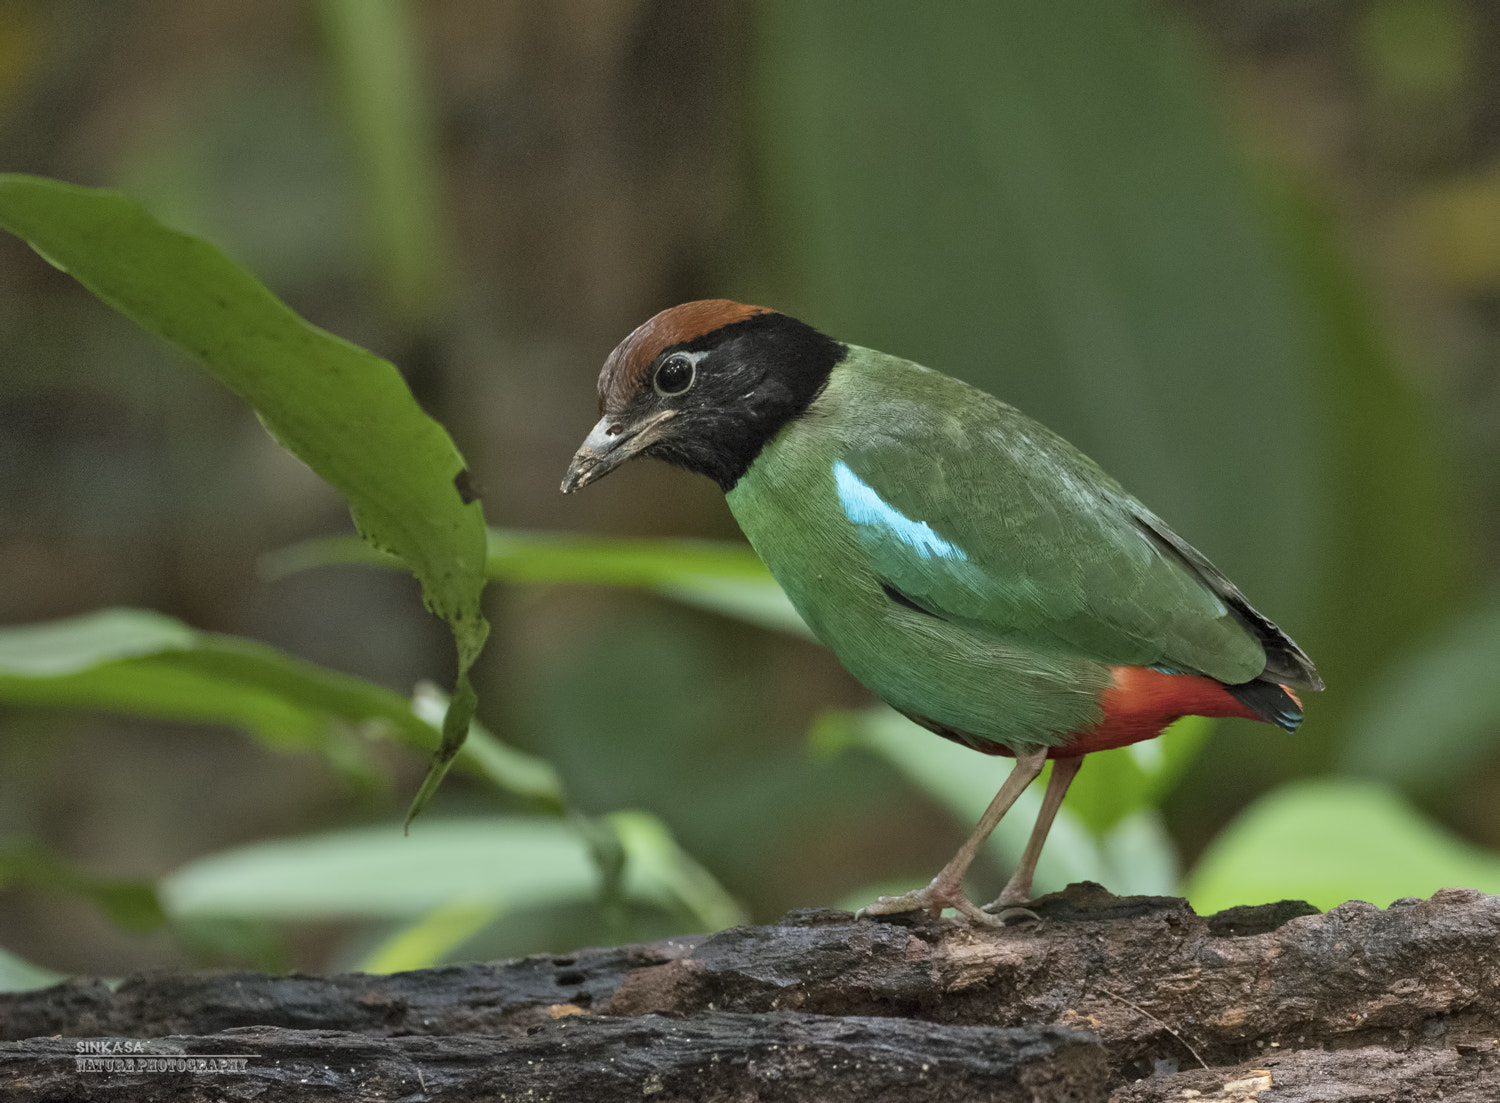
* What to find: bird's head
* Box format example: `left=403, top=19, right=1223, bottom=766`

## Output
left=560, top=300, right=844, bottom=494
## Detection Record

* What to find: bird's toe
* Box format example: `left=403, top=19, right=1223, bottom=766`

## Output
left=855, top=880, right=990, bottom=925
left=982, top=904, right=1041, bottom=926
left=854, top=891, right=934, bottom=919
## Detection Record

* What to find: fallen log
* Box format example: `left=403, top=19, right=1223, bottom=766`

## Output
left=2, top=883, right=1497, bottom=1100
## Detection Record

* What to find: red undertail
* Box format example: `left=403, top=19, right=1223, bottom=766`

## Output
left=1051, top=665, right=1276, bottom=757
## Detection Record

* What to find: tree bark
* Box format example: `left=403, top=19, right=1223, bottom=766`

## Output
left=2, top=883, right=1498, bottom=1101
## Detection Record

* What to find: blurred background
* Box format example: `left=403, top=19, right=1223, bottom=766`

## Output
left=3, top=0, right=1499, bottom=982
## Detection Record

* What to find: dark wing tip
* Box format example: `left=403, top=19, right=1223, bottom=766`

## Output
left=1225, top=680, right=1305, bottom=733
left=1131, top=513, right=1323, bottom=692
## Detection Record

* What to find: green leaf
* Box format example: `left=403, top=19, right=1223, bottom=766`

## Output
left=1100, top=810, right=1178, bottom=897
left=355, top=813, right=747, bottom=973
left=1185, top=778, right=1500, bottom=913
left=160, top=814, right=744, bottom=932
left=265, top=529, right=812, bottom=639
left=161, top=818, right=592, bottom=920
left=607, top=810, right=749, bottom=932
left=173, top=917, right=290, bottom=972
left=0, top=174, right=489, bottom=819
left=0, top=945, right=66, bottom=993
left=1357, top=0, right=1474, bottom=100
left=410, top=683, right=563, bottom=808
left=358, top=901, right=504, bottom=974
left=0, top=844, right=167, bottom=933
left=0, top=610, right=367, bottom=754
left=1061, top=715, right=1212, bottom=835
left=1339, top=585, right=1500, bottom=789
left=0, top=608, right=196, bottom=675
left=0, top=609, right=559, bottom=806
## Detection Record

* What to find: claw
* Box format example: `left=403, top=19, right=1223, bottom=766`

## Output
left=983, top=904, right=1041, bottom=926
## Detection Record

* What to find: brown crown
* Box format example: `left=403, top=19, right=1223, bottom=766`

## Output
left=598, top=300, right=773, bottom=411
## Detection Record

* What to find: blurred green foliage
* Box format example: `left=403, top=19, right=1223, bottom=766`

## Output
left=267, top=528, right=808, bottom=638
left=314, top=0, right=445, bottom=327
left=2, top=0, right=1499, bottom=990
left=0, top=608, right=558, bottom=803
left=1186, top=778, right=1500, bottom=913
left=0, top=844, right=165, bottom=933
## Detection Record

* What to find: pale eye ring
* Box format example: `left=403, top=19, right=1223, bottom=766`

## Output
left=653, top=354, right=696, bottom=396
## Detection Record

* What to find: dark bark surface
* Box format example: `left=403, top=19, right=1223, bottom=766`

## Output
left=3, top=883, right=1498, bottom=1101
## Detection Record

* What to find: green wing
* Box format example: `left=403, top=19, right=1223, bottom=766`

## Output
left=834, top=386, right=1271, bottom=685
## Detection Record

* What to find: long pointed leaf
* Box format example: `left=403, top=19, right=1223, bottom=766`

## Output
left=0, top=609, right=558, bottom=805
left=265, top=529, right=812, bottom=638
left=0, top=174, right=490, bottom=820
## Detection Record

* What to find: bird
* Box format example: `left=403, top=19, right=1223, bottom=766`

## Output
left=561, top=300, right=1322, bottom=926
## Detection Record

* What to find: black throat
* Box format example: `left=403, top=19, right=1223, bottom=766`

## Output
left=647, top=312, right=846, bottom=491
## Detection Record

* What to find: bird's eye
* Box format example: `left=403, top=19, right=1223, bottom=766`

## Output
left=654, top=354, right=696, bottom=396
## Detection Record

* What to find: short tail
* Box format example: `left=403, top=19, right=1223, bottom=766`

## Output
left=1225, top=680, right=1304, bottom=733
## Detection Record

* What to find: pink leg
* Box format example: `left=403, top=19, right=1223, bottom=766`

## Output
left=985, top=755, right=1083, bottom=912
left=857, top=747, right=1049, bottom=927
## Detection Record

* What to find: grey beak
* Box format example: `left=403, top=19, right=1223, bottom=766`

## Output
left=560, top=409, right=676, bottom=493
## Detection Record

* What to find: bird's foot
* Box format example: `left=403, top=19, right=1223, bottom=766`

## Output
left=855, top=876, right=997, bottom=927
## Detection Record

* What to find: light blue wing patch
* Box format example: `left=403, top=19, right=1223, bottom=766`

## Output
left=833, top=460, right=968, bottom=562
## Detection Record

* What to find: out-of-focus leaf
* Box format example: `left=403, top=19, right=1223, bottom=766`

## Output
left=160, top=813, right=744, bottom=932
left=0, top=945, right=65, bottom=993
left=0, top=844, right=166, bottom=932
left=316, top=0, right=444, bottom=324
left=1062, top=715, right=1212, bottom=835
left=265, top=529, right=812, bottom=639
left=1339, top=586, right=1500, bottom=789
left=359, top=901, right=503, bottom=974
left=174, top=917, right=289, bottom=973
left=0, top=608, right=196, bottom=675
left=0, top=174, right=489, bottom=822
left=1185, top=778, right=1500, bottom=913
left=0, top=609, right=408, bottom=757
left=1101, top=810, right=1178, bottom=897
left=0, top=609, right=558, bottom=805
left=161, top=819, right=590, bottom=920
left=359, top=806, right=753, bottom=974
left=608, top=810, right=749, bottom=932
